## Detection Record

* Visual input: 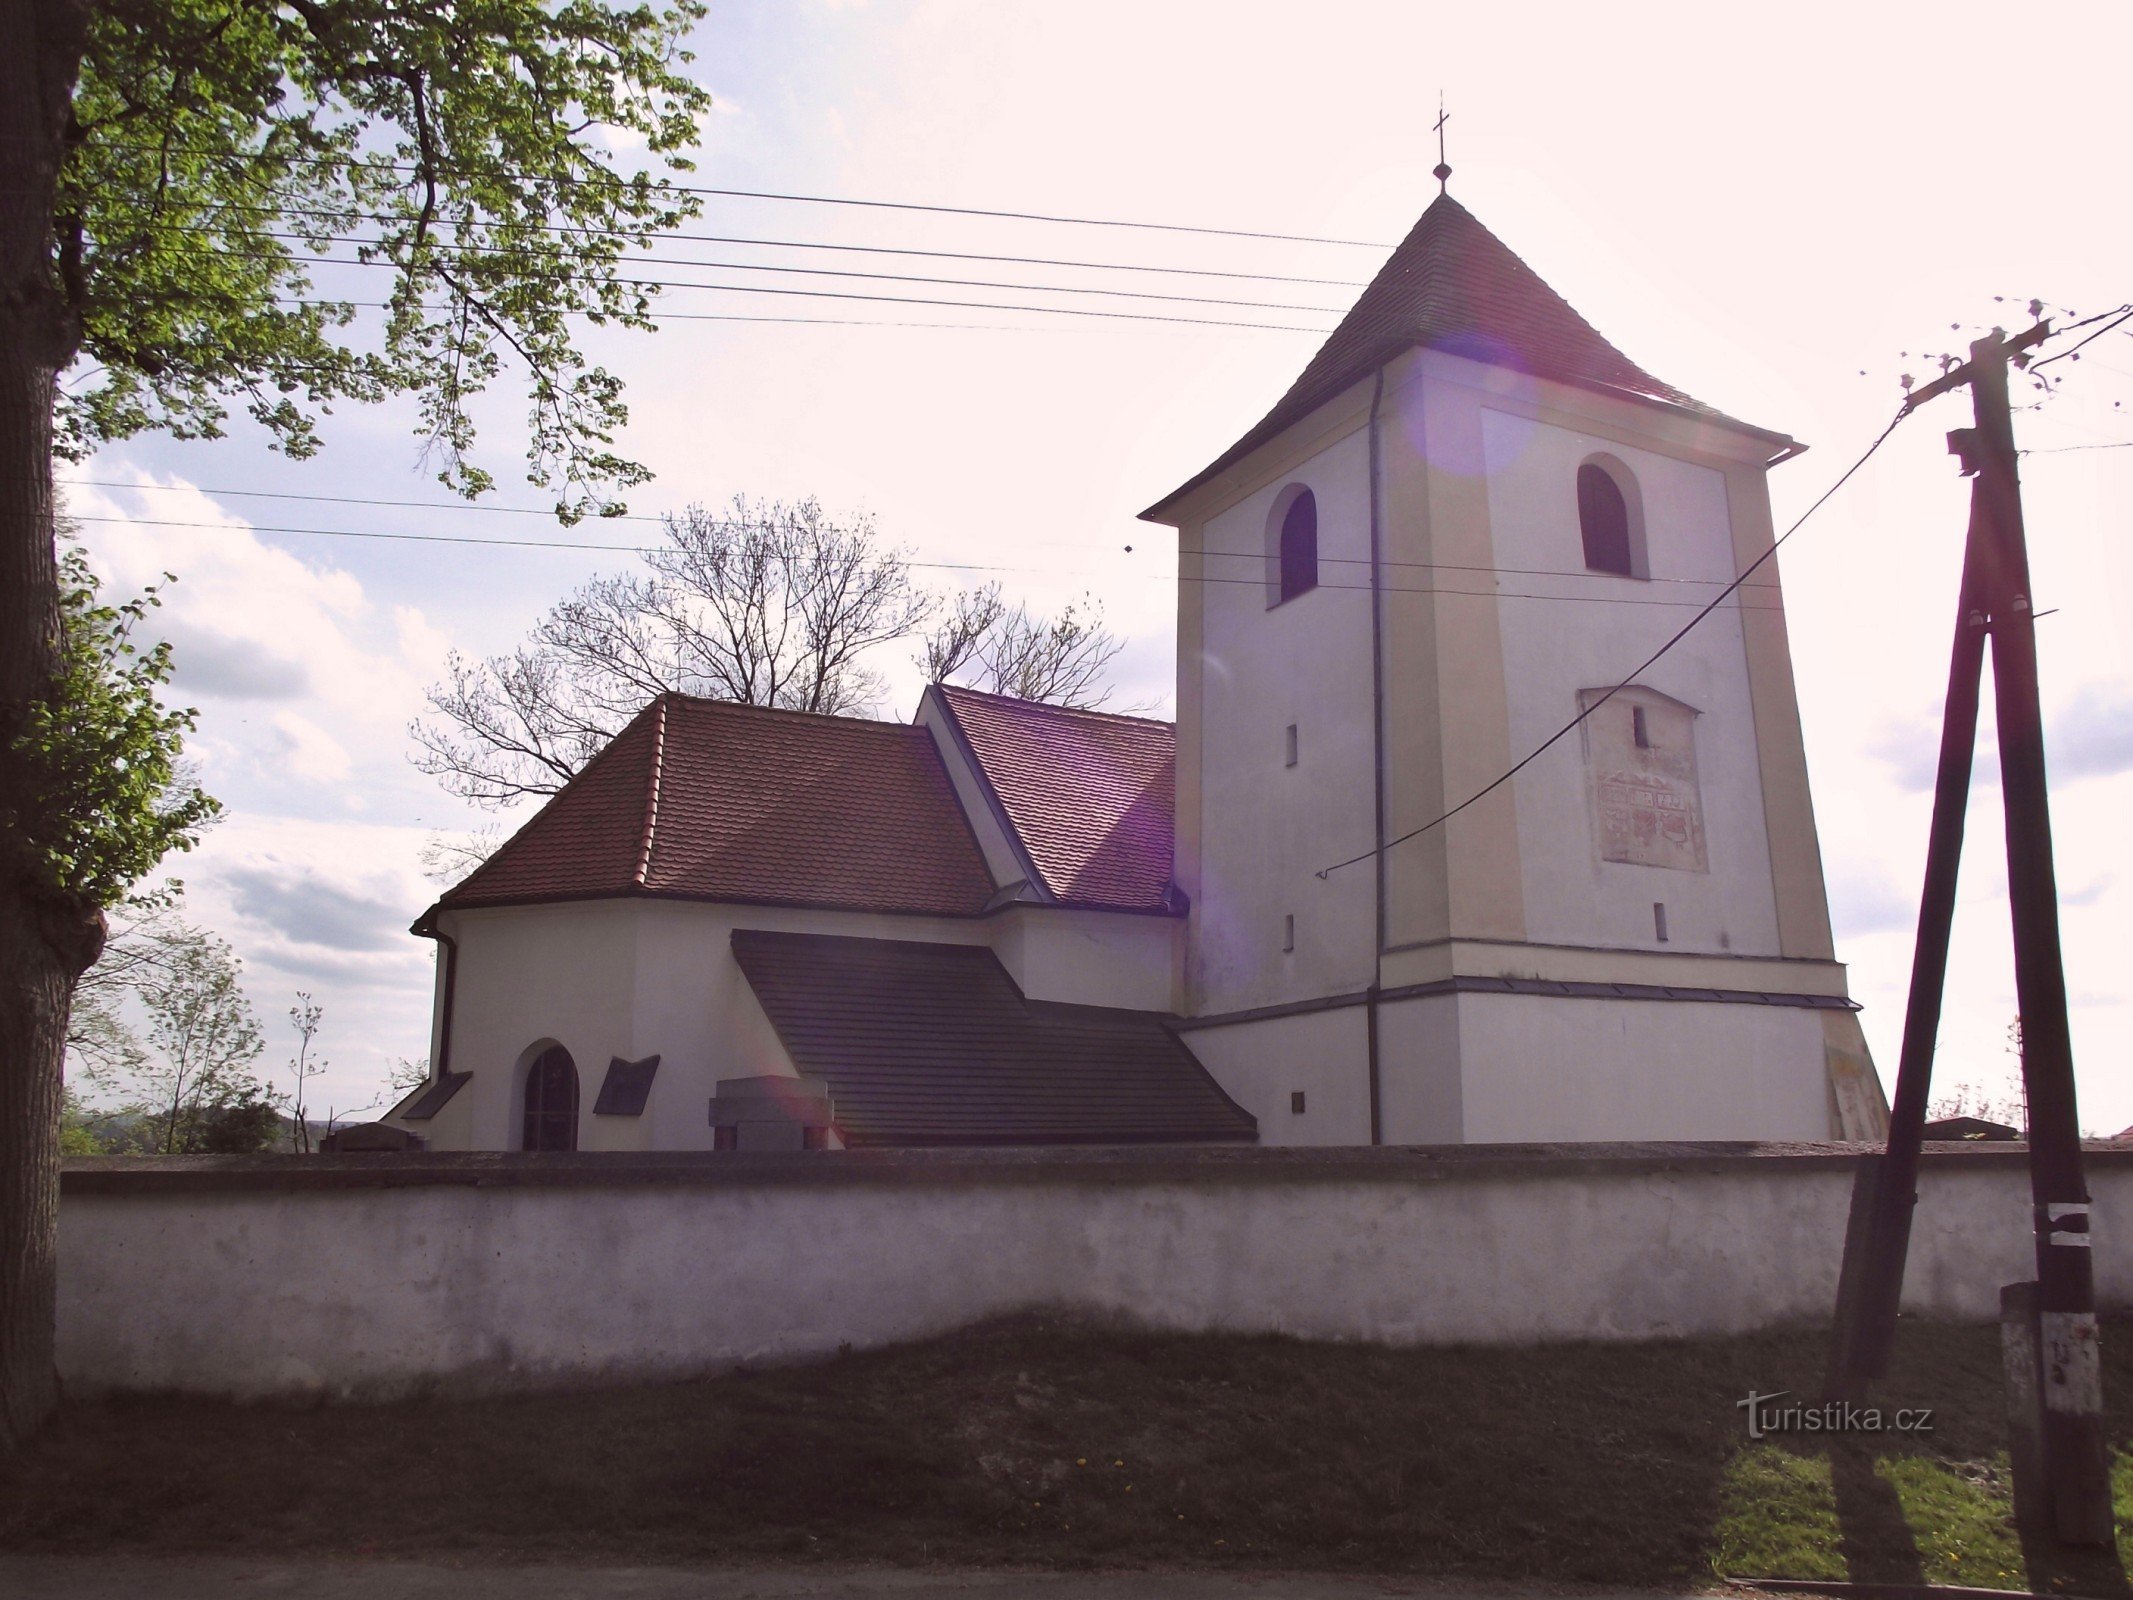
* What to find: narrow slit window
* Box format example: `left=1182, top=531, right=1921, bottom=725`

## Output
left=1282, top=913, right=1295, bottom=953
left=1578, top=462, right=1635, bottom=577
left=1653, top=902, right=1670, bottom=943
left=1284, top=723, right=1299, bottom=768
left=1632, top=705, right=1651, bottom=749
left=1278, top=490, right=1318, bottom=602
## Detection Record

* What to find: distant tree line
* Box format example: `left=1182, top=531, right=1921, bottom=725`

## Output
left=65, top=905, right=406, bottom=1156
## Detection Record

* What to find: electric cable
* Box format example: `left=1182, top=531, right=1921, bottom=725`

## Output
left=63, top=511, right=1787, bottom=609
left=1313, top=404, right=1912, bottom=879
left=191, top=243, right=1352, bottom=315
left=36, top=143, right=1398, bottom=247
left=290, top=294, right=1332, bottom=333
left=2030, top=306, right=2133, bottom=372
left=55, top=475, right=1777, bottom=589
left=83, top=202, right=1372, bottom=288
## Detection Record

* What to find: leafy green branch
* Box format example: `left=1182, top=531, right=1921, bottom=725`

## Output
left=2, top=546, right=219, bottom=917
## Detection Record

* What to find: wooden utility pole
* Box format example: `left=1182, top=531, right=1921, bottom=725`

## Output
left=1825, top=324, right=2110, bottom=1546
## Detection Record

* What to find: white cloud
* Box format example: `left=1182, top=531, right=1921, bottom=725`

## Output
left=60, top=470, right=471, bottom=1119
left=591, top=121, right=650, bottom=153
left=62, top=468, right=455, bottom=807
left=174, top=816, right=441, bottom=1114
left=269, top=711, right=354, bottom=783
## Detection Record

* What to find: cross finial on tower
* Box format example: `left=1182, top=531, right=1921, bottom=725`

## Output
left=1433, top=94, right=1452, bottom=193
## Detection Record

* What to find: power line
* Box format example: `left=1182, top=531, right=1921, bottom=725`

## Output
left=49, top=143, right=1400, bottom=248
left=578, top=179, right=1395, bottom=249
left=66, top=512, right=1787, bottom=609
left=57, top=479, right=1774, bottom=587
left=54, top=473, right=1783, bottom=593
left=1314, top=404, right=1913, bottom=880
left=2035, top=302, right=2133, bottom=341
left=58, top=475, right=1774, bottom=588
left=99, top=200, right=1372, bottom=288
left=62, top=477, right=670, bottom=524
left=67, top=512, right=1033, bottom=572
left=213, top=243, right=1351, bottom=316
left=299, top=292, right=1332, bottom=334
left=2030, top=305, right=2133, bottom=372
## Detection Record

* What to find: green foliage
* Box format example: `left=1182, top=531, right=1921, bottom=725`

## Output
left=57, top=1087, right=112, bottom=1156
left=57, top=0, right=711, bottom=518
left=183, top=1083, right=283, bottom=1155
left=56, top=1122, right=106, bottom=1157
left=4, top=548, right=218, bottom=912
left=56, top=1084, right=167, bottom=1155
left=136, top=928, right=266, bottom=1154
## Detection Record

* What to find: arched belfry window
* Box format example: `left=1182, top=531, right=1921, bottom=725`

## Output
left=521, top=1044, right=579, bottom=1152
left=1577, top=459, right=1645, bottom=579
left=1274, top=487, right=1318, bottom=604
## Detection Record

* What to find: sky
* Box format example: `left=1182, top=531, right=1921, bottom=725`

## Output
left=68, top=0, right=2133, bottom=1133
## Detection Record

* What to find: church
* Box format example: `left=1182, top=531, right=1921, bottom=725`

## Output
left=387, top=189, right=1891, bottom=1153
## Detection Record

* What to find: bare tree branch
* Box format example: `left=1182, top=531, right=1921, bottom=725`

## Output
left=917, top=588, right=1126, bottom=710
left=411, top=496, right=934, bottom=807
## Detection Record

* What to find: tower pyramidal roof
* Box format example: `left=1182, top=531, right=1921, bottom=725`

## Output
left=1145, top=193, right=1795, bottom=517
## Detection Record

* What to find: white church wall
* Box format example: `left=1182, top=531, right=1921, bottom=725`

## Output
left=1190, top=425, right=1379, bottom=1018
left=56, top=1145, right=2133, bottom=1399
left=1373, top=993, right=1465, bottom=1144
left=438, top=900, right=644, bottom=1151
left=625, top=900, right=805, bottom=1151
left=1176, top=1007, right=1374, bottom=1145
left=420, top=897, right=1194, bottom=1152
left=1451, top=992, right=1833, bottom=1142
left=1474, top=403, right=1785, bottom=960
left=428, top=899, right=990, bottom=1152
left=988, top=904, right=1180, bottom=1013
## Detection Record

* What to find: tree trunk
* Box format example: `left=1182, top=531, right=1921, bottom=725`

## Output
left=0, top=0, right=91, bottom=1455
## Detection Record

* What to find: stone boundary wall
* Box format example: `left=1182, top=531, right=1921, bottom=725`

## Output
left=56, top=1142, right=2133, bottom=1401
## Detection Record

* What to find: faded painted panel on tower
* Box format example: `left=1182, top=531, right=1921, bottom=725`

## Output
left=1580, top=689, right=1707, bottom=873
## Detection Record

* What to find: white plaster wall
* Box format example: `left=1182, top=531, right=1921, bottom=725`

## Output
left=989, top=905, right=1179, bottom=1013
left=55, top=1153, right=2133, bottom=1400
left=1190, top=426, right=1378, bottom=1016
left=1177, top=1008, right=1373, bottom=1145
left=1476, top=403, right=1783, bottom=959
left=1373, top=993, right=1464, bottom=1144
left=1452, top=992, right=1832, bottom=1142
left=420, top=897, right=1193, bottom=1152
left=440, top=902, right=642, bottom=1152
left=430, top=901, right=988, bottom=1153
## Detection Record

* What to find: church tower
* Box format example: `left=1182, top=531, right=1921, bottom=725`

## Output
left=1143, top=192, right=1888, bottom=1146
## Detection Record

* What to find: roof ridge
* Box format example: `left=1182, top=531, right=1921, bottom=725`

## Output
left=936, top=681, right=1175, bottom=731
left=635, top=693, right=670, bottom=888
left=663, top=692, right=924, bottom=733
left=438, top=696, right=662, bottom=906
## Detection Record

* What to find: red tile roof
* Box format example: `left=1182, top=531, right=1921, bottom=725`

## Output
left=935, top=684, right=1178, bottom=913
left=732, top=930, right=1255, bottom=1146
left=437, top=694, right=998, bottom=917
left=1146, top=194, right=1794, bottom=517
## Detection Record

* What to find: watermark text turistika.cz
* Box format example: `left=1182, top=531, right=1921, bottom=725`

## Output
left=1737, top=1391, right=1935, bottom=1440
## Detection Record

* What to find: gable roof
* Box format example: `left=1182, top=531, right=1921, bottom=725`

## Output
left=434, top=694, right=998, bottom=917
left=933, top=684, right=1179, bottom=913
left=732, top=930, right=1255, bottom=1147
left=1144, top=193, right=1795, bottom=518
